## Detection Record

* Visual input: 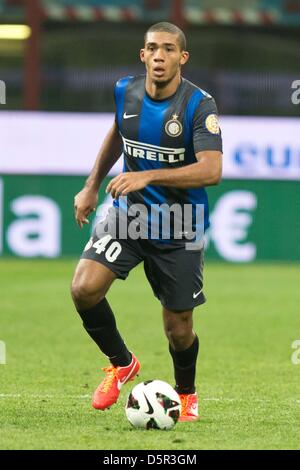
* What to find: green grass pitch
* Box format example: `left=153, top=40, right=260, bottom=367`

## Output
left=0, top=259, right=299, bottom=450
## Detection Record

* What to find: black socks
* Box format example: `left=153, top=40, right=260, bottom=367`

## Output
left=169, top=335, right=199, bottom=394
left=77, top=298, right=199, bottom=387
left=77, top=299, right=132, bottom=367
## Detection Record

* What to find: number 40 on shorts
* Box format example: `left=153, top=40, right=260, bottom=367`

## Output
left=84, top=235, right=122, bottom=262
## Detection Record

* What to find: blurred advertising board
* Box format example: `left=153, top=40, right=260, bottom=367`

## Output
left=1, top=112, right=300, bottom=181
left=0, top=176, right=299, bottom=262
left=0, top=112, right=299, bottom=262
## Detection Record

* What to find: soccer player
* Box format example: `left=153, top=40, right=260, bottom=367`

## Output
left=71, top=22, right=222, bottom=421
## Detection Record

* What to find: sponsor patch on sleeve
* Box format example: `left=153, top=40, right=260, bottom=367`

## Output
left=205, top=114, right=220, bottom=134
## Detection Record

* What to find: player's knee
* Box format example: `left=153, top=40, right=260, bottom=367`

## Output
left=70, top=279, right=88, bottom=302
left=164, top=323, right=190, bottom=345
left=166, top=328, right=189, bottom=345
left=70, top=278, right=105, bottom=309
left=164, top=313, right=193, bottom=347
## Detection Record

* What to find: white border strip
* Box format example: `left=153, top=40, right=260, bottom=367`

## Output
left=1, top=112, right=300, bottom=180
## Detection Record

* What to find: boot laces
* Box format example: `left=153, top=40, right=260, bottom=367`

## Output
left=99, top=366, right=118, bottom=393
left=180, top=394, right=190, bottom=416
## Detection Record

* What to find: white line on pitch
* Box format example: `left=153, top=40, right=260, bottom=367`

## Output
left=0, top=394, right=91, bottom=399
left=0, top=394, right=299, bottom=403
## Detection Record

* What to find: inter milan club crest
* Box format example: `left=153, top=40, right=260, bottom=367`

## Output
left=165, top=113, right=183, bottom=137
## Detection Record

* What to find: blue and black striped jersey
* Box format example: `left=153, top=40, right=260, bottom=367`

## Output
left=113, top=74, right=222, bottom=241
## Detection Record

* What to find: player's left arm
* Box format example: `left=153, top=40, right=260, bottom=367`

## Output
left=106, top=150, right=222, bottom=197
left=106, top=96, right=222, bottom=197
left=106, top=151, right=221, bottom=197
left=147, top=149, right=222, bottom=189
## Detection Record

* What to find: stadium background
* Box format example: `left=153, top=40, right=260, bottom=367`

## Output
left=0, top=0, right=300, bottom=450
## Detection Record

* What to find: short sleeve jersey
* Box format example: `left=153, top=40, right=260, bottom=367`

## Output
left=113, top=75, right=222, bottom=240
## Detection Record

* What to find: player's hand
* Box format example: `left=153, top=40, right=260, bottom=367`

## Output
left=74, top=188, right=98, bottom=228
left=106, top=172, right=151, bottom=198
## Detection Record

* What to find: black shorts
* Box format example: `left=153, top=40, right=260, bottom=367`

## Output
left=81, top=208, right=206, bottom=311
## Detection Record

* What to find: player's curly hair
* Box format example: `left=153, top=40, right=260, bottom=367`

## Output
left=145, top=22, right=186, bottom=51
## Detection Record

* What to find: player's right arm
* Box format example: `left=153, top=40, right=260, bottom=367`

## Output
left=74, top=120, right=123, bottom=228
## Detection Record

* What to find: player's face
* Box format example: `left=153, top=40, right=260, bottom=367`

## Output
left=140, top=32, right=189, bottom=85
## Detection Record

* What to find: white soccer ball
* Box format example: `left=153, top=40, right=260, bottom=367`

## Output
left=125, top=380, right=181, bottom=430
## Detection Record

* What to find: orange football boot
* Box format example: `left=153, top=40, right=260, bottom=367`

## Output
left=178, top=392, right=199, bottom=422
left=92, top=353, right=140, bottom=410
